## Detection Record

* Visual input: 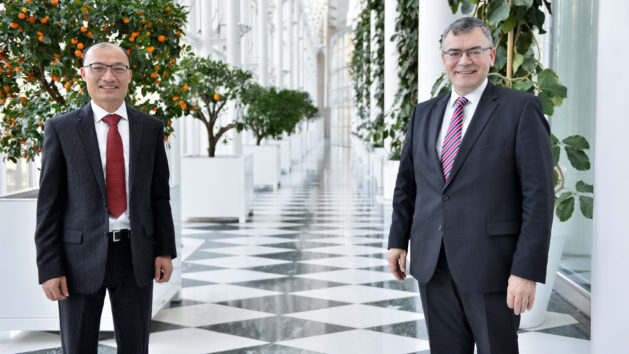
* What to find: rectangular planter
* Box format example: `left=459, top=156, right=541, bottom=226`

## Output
left=243, top=144, right=281, bottom=190
left=0, top=188, right=182, bottom=330
left=383, top=159, right=400, bottom=202
left=182, top=155, right=253, bottom=223
left=280, top=138, right=291, bottom=174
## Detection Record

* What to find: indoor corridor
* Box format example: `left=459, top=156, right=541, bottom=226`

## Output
left=1, top=144, right=590, bottom=354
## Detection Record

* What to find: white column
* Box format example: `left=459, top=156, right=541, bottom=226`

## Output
left=200, top=0, right=213, bottom=56
left=297, top=10, right=304, bottom=90
left=288, top=0, right=295, bottom=89
left=0, top=157, right=6, bottom=195
left=384, top=0, right=400, bottom=153
left=591, top=1, right=629, bottom=353
left=274, top=0, right=283, bottom=87
left=227, top=0, right=242, bottom=155
left=258, top=0, right=269, bottom=85
left=369, top=10, right=378, bottom=124
left=417, top=1, right=459, bottom=102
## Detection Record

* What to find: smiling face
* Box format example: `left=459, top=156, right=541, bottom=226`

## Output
left=80, top=45, right=132, bottom=112
left=442, top=27, right=495, bottom=96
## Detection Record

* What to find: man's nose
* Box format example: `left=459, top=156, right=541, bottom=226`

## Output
left=458, top=52, right=473, bottom=64
left=101, top=67, right=116, bottom=79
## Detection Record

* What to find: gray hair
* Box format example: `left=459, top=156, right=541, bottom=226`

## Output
left=82, top=42, right=130, bottom=66
left=441, top=17, right=493, bottom=49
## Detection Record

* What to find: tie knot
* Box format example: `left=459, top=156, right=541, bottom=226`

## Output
left=455, top=97, right=469, bottom=108
left=103, top=114, right=121, bottom=126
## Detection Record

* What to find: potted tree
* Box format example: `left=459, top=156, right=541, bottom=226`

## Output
left=0, top=0, right=188, bottom=330
left=166, top=55, right=254, bottom=222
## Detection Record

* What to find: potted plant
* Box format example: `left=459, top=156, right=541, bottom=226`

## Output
left=167, top=55, right=254, bottom=222
left=0, top=0, right=188, bottom=330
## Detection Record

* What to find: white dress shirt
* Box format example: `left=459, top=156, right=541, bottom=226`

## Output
left=91, top=100, right=131, bottom=231
left=436, top=78, right=489, bottom=158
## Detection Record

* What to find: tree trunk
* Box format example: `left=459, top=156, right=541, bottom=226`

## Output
left=256, top=135, right=262, bottom=145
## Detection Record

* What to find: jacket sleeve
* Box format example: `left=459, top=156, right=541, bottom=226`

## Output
left=388, top=105, right=418, bottom=251
left=151, top=121, right=177, bottom=259
left=511, top=96, right=555, bottom=283
left=35, top=119, right=67, bottom=283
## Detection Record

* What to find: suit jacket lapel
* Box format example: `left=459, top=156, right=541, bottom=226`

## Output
left=428, top=94, right=449, bottom=184
left=127, top=104, right=144, bottom=194
left=444, top=82, right=499, bottom=190
left=76, top=103, right=106, bottom=200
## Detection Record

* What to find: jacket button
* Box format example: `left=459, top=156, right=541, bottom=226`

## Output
left=442, top=195, right=449, bottom=201
left=438, top=225, right=443, bottom=231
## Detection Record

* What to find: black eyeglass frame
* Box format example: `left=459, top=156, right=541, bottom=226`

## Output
left=82, top=63, right=130, bottom=74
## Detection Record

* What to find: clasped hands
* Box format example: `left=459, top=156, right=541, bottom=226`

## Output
left=386, top=248, right=536, bottom=315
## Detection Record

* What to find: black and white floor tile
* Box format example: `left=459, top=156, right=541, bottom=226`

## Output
left=1, top=145, right=590, bottom=353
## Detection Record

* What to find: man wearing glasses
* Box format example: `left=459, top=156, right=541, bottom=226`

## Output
left=35, top=42, right=177, bottom=354
left=387, top=17, right=553, bottom=353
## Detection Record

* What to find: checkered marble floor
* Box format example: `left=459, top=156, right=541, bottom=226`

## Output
left=1, top=145, right=590, bottom=354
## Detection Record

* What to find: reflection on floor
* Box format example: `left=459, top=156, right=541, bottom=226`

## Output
left=0, top=144, right=590, bottom=354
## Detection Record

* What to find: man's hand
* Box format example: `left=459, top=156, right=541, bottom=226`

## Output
left=42, top=276, right=69, bottom=301
left=507, top=275, right=536, bottom=315
left=155, top=256, right=173, bottom=283
left=387, top=248, right=408, bottom=281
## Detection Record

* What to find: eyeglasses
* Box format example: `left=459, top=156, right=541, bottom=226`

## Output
left=83, top=63, right=130, bottom=75
left=442, top=47, right=493, bottom=61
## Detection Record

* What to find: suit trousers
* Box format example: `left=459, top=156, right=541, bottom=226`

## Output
left=58, top=236, right=153, bottom=354
left=418, top=244, right=520, bottom=354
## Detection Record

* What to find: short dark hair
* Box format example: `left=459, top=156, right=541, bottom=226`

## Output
left=441, top=17, right=493, bottom=49
left=82, top=42, right=130, bottom=66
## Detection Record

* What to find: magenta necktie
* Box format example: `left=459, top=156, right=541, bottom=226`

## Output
left=102, top=114, right=126, bottom=218
left=441, top=97, right=468, bottom=181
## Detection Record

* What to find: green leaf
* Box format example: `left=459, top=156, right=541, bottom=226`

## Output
left=562, top=135, right=589, bottom=150
left=487, top=0, right=511, bottom=27
left=502, top=15, right=517, bottom=33
left=538, top=93, right=554, bottom=115
left=537, top=68, right=558, bottom=88
left=576, top=180, right=594, bottom=193
left=551, top=145, right=560, bottom=166
left=544, top=83, right=567, bottom=98
left=553, top=168, right=559, bottom=187
left=565, top=146, right=591, bottom=171
left=555, top=192, right=575, bottom=222
left=550, top=133, right=559, bottom=145
left=514, top=0, right=534, bottom=8
left=513, top=80, right=534, bottom=91
left=512, top=51, right=524, bottom=73
left=461, top=0, right=475, bottom=14
left=579, top=196, right=593, bottom=219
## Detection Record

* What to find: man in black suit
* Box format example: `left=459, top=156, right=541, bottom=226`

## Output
left=387, top=17, right=553, bottom=354
left=35, top=42, right=177, bottom=354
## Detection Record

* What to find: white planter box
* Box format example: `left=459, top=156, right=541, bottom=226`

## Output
left=182, top=155, right=253, bottom=223
left=290, top=134, right=303, bottom=164
left=383, top=160, right=400, bottom=202
left=280, top=138, right=291, bottom=174
left=243, top=144, right=281, bottom=190
left=0, top=188, right=182, bottom=331
left=370, top=148, right=386, bottom=189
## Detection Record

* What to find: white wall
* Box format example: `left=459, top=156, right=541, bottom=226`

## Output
left=591, top=1, right=629, bottom=353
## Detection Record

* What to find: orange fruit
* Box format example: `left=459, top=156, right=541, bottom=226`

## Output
left=86, top=32, right=92, bottom=37
left=71, top=38, right=78, bottom=44
left=75, top=49, right=83, bottom=58
left=158, top=35, right=166, bottom=42
left=182, top=84, right=189, bottom=91
left=80, top=26, right=87, bottom=32
left=18, top=13, right=26, bottom=19
left=151, top=72, right=158, bottom=78
left=40, top=17, right=49, bottom=23
left=146, top=46, right=154, bottom=53
left=213, top=93, right=220, bottom=101
left=10, top=23, right=18, bottom=29
left=123, top=18, right=130, bottom=24
left=172, top=96, right=179, bottom=101
left=77, top=43, right=84, bottom=49
left=29, top=17, right=36, bottom=23
left=64, top=82, right=71, bottom=89
left=51, top=0, right=59, bottom=5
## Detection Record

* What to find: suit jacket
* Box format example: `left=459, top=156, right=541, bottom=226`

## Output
left=388, top=82, right=554, bottom=293
left=35, top=102, right=177, bottom=294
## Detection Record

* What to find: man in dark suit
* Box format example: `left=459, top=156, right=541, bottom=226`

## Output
left=35, top=42, right=177, bottom=354
left=387, top=17, right=553, bottom=354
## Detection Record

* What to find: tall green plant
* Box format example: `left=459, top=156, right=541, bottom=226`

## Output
left=0, top=0, right=189, bottom=162
left=443, top=0, right=592, bottom=221
left=349, top=0, right=385, bottom=148
left=386, top=0, right=419, bottom=159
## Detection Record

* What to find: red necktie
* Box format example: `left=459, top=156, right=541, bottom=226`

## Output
left=441, top=96, right=469, bottom=181
left=103, top=114, right=126, bottom=218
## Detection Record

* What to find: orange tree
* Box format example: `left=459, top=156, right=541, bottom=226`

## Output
left=0, top=0, right=188, bottom=162
left=163, top=55, right=252, bottom=157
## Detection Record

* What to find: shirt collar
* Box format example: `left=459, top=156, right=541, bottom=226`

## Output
left=448, top=78, right=488, bottom=108
left=91, top=100, right=128, bottom=123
